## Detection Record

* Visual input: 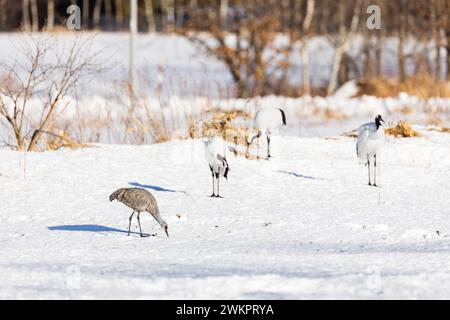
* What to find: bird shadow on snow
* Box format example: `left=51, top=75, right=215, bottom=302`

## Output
left=47, top=224, right=144, bottom=236
left=277, top=170, right=320, bottom=180
left=128, top=182, right=187, bottom=194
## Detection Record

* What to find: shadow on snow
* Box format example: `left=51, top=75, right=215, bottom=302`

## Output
left=277, top=170, right=318, bottom=180
left=48, top=224, right=142, bottom=235
left=128, top=181, right=187, bottom=194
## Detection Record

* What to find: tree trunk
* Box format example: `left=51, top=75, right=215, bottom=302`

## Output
left=161, top=0, right=175, bottom=31
left=93, top=0, right=103, bottom=29
left=398, top=25, right=406, bottom=81
left=144, top=0, right=156, bottom=32
left=301, top=39, right=310, bottom=95
left=22, top=0, right=31, bottom=31
left=30, top=0, right=38, bottom=31
left=47, top=0, right=54, bottom=31
left=0, top=0, right=7, bottom=30
left=83, top=0, right=90, bottom=29
left=431, top=0, right=441, bottom=81
left=327, top=0, right=361, bottom=95
left=363, top=36, right=372, bottom=79
left=301, top=0, right=315, bottom=95
left=447, top=33, right=450, bottom=80
left=397, top=0, right=407, bottom=82
left=189, top=0, right=198, bottom=26
left=115, top=0, right=123, bottom=30
left=375, top=35, right=382, bottom=77
left=220, top=0, right=229, bottom=30
left=104, top=0, right=112, bottom=30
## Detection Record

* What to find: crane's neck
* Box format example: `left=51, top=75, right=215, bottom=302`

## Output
left=154, top=213, right=167, bottom=228
left=375, top=118, right=382, bottom=130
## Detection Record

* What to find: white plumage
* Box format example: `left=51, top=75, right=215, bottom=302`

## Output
left=204, top=137, right=229, bottom=197
left=247, top=106, right=287, bottom=159
left=356, top=115, right=386, bottom=186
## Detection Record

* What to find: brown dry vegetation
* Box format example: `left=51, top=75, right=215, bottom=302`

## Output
left=427, top=126, right=450, bottom=133
left=356, top=76, right=450, bottom=98
left=384, top=121, right=421, bottom=137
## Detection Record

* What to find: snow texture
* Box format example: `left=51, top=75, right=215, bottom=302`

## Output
left=1, top=129, right=449, bottom=299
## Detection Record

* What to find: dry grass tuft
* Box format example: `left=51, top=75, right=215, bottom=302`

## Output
left=427, top=126, right=450, bottom=133
left=385, top=121, right=421, bottom=138
left=356, top=76, right=450, bottom=98
left=341, top=130, right=358, bottom=138
left=44, top=130, right=90, bottom=151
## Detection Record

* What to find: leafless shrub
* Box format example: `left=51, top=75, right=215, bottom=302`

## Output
left=0, top=35, right=103, bottom=151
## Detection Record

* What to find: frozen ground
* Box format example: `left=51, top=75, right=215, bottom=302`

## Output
left=1, top=129, right=449, bottom=299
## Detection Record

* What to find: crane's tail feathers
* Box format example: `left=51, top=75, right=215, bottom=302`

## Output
left=278, top=108, right=287, bottom=126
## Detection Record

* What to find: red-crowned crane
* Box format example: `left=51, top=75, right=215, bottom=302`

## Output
left=356, top=115, right=386, bottom=187
left=204, top=137, right=229, bottom=198
left=246, top=106, right=286, bottom=159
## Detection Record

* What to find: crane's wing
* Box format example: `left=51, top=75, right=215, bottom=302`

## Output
left=356, top=126, right=369, bottom=163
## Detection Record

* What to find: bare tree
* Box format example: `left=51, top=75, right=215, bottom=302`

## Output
left=22, top=0, right=31, bottom=32
left=442, top=0, right=450, bottom=80
left=327, top=0, right=362, bottom=95
left=219, top=0, right=229, bottom=30
left=93, top=0, right=103, bottom=29
left=104, top=0, right=112, bottom=30
left=83, top=0, right=90, bottom=29
left=397, top=0, right=408, bottom=82
left=0, top=0, right=7, bottom=30
left=161, top=0, right=175, bottom=31
left=431, top=0, right=442, bottom=80
left=300, top=0, right=315, bottom=95
left=0, top=36, right=102, bottom=151
left=30, top=0, right=38, bottom=32
left=186, top=2, right=293, bottom=97
left=115, top=0, right=124, bottom=30
left=47, top=0, right=55, bottom=31
left=145, top=0, right=156, bottom=32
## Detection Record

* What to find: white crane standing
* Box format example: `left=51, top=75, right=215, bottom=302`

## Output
left=356, top=115, right=386, bottom=186
left=246, top=106, right=287, bottom=159
left=204, top=137, right=229, bottom=198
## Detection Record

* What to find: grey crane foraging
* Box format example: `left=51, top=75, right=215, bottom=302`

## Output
left=204, top=137, right=229, bottom=198
left=109, top=188, right=169, bottom=237
left=356, top=115, right=386, bottom=187
left=247, top=106, right=287, bottom=159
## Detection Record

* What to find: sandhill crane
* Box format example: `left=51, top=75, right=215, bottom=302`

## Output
left=109, top=187, right=169, bottom=237
left=204, top=137, right=229, bottom=198
left=356, top=115, right=386, bottom=186
left=247, top=106, right=287, bottom=159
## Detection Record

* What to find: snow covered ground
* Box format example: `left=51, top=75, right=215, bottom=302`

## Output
left=1, top=129, right=449, bottom=299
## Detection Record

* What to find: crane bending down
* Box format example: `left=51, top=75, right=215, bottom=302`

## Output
left=247, top=106, right=287, bottom=159
left=205, top=137, right=229, bottom=198
left=356, top=115, right=386, bottom=187
left=109, top=187, right=169, bottom=237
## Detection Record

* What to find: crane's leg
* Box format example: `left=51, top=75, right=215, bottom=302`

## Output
left=373, top=154, right=377, bottom=187
left=209, top=166, right=216, bottom=197
left=266, top=132, right=271, bottom=159
left=367, top=154, right=372, bottom=186
left=128, top=211, right=135, bottom=236
left=216, top=173, right=223, bottom=198
left=137, top=212, right=144, bottom=237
